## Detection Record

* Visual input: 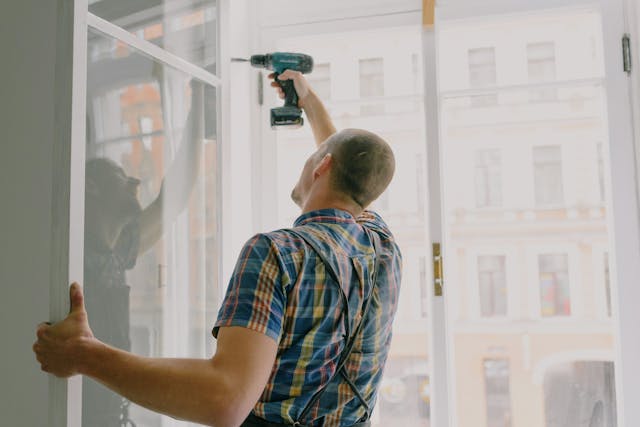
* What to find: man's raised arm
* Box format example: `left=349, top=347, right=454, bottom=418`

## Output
left=270, top=70, right=336, bottom=147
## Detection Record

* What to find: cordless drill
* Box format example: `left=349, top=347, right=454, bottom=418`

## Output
left=234, top=52, right=314, bottom=128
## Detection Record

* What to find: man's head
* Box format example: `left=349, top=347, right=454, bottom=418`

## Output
left=291, top=129, right=395, bottom=212
left=85, top=157, right=142, bottom=224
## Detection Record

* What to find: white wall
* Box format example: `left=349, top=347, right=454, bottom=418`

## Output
left=0, top=1, right=60, bottom=425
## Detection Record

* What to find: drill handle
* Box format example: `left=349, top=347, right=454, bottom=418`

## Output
left=275, top=73, right=299, bottom=108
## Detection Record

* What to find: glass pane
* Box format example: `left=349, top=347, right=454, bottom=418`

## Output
left=84, top=28, right=219, bottom=427
left=89, top=0, right=217, bottom=71
left=273, top=27, right=429, bottom=426
left=438, top=8, right=618, bottom=427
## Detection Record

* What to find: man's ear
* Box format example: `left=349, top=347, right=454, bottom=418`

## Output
left=313, top=153, right=332, bottom=179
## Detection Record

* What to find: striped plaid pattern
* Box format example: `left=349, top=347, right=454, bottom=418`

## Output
left=213, top=209, right=402, bottom=427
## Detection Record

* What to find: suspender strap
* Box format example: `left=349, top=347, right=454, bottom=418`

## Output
left=287, top=228, right=383, bottom=425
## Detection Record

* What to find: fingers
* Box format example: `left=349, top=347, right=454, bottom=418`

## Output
left=69, top=282, right=86, bottom=314
left=277, top=69, right=302, bottom=81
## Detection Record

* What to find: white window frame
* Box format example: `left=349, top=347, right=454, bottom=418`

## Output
left=53, top=1, right=228, bottom=425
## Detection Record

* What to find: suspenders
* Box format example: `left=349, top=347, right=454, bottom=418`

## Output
left=285, top=227, right=383, bottom=426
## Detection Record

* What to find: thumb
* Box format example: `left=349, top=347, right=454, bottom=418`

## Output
left=69, top=282, right=86, bottom=314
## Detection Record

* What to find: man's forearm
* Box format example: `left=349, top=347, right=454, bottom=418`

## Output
left=303, top=90, right=336, bottom=147
left=78, top=339, right=238, bottom=427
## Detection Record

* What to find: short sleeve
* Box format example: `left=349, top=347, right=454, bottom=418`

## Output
left=212, top=234, right=286, bottom=343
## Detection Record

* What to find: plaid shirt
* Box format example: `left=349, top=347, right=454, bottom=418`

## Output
left=213, top=209, right=402, bottom=426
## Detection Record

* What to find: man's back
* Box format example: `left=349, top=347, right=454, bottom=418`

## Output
left=214, top=209, right=402, bottom=426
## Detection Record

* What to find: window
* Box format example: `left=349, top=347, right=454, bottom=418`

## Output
left=538, top=254, right=571, bottom=316
left=527, top=42, right=557, bottom=101
left=475, top=150, right=503, bottom=208
left=478, top=255, right=508, bottom=317
left=308, top=62, right=331, bottom=101
left=483, top=359, right=512, bottom=427
left=359, top=58, right=384, bottom=114
left=533, top=146, right=564, bottom=207
left=468, top=47, right=497, bottom=107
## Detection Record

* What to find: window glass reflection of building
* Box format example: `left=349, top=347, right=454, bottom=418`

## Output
left=538, top=253, right=571, bottom=317
left=478, top=255, right=507, bottom=317
left=308, top=63, right=331, bottom=102
left=359, top=58, right=384, bottom=115
left=468, top=47, right=497, bottom=107
left=533, top=146, right=565, bottom=207
left=527, top=42, right=557, bottom=102
left=475, top=150, right=503, bottom=208
left=483, top=359, right=512, bottom=427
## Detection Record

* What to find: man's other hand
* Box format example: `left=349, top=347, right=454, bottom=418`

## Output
left=33, top=282, right=95, bottom=378
left=269, top=70, right=313, bottom=108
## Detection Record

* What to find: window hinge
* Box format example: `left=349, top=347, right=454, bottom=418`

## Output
left=623, top=34, right=632, bottom=74
left=433, top=243, right=443, bottom=297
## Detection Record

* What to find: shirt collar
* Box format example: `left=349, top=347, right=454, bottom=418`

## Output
left=293, top=208, right=356, bottom=227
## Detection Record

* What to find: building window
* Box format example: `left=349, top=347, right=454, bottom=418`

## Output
left=475, top=149, right=503, bottom=208
left=478, top=255, right=508, bottom=317
left=533, top=146, right=564, bottom=207
left=308, top=62, right=331, bottom=102
left=468, top=47, right=497, bottom=107
left=359, top=58, right=384, bottom=115
left=483, top=359, right=512, bottom=427
left=538, top=253, right=571, bottom=316
left=527, top=42, right=557, bottom=102
left=604, top=252, right=612, bottom=317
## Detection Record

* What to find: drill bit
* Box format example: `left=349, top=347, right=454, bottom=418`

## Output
left=231, top=57, right=250, bottom=62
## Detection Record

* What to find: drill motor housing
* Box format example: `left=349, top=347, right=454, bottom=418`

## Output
left=250, top=52, right=314, bottom=128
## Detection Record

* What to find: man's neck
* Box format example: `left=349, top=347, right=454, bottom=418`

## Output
left=301, top=198, right=362, bottom=219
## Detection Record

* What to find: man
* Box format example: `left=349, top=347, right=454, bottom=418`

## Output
left=34, top=70, right=402, bottom=427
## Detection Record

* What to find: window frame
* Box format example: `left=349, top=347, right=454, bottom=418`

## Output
left=56, top=1, right=227, bottom=425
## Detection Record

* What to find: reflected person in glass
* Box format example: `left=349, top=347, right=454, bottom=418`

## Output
left=34, top=71, right=402, bottom=427
left=81, top=81, right=204, bottom=427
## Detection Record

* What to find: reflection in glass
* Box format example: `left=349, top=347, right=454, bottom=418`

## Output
left=89, top=0, right=218, bottom=71
left=84, top=29, right=218, bottom=427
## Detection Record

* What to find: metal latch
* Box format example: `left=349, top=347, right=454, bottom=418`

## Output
left=433, top=243, right=443, bottom=297
left=623, top=34, right=632, bottom=74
